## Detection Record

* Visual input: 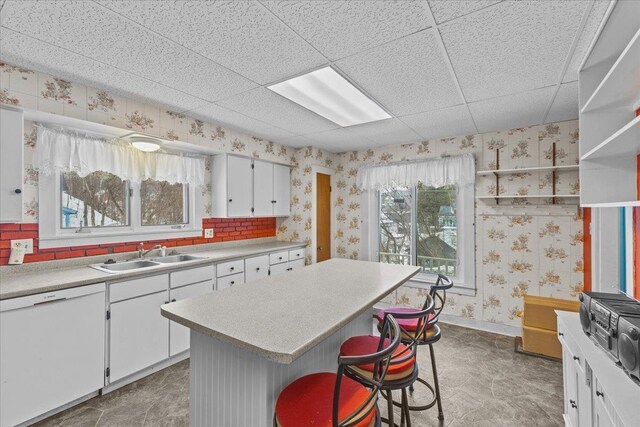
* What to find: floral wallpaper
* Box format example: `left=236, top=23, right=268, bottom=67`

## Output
left=0, top=60, right=292, bottom=223
left=329, top=121, right=582, bottom=329
left=1, top=59, right=583, bottom=329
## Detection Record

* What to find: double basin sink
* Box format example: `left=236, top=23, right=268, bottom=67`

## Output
left=90, top=254, right=205, bottom=273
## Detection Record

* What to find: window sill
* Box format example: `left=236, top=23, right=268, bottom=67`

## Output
left=405, top=275, right=477, bottom=297
left=39, top=228, right=203, bottom=249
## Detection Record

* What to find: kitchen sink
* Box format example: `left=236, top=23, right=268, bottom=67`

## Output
left=152, top=254, right=205, bottom=263
left=90, top=259, right=161, bottom=273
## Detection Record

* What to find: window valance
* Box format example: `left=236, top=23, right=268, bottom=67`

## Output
left=356, top=153, right=475, bottom=191
left=32, top=126, right=205, bottom=186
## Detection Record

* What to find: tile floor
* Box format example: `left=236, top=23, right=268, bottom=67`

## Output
left=34, top=324, right=564, bottom=427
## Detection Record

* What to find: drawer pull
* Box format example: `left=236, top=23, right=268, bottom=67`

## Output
left=570, top=402, right=577, bottom=409
left=256, top=267, right=260, bottom=271
left=279, top=257, right=283, bottom=260
left=171, top=299, right=176, bottom=303
left=230, top=267, right=234, bottom=271
left=558, top=332, right=564, bottom=337
left=230, top=281, right=235, bottom=285
left=596, top=391, right=604, bottom=398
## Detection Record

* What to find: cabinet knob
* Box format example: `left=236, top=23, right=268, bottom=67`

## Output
left=256, top=267, right=260, bottom=271
left=570, top=402, right=577, bottom=409
left=573, top=356, right=580, bottom=362
left=596, top=390, right=604, bottom=398
left=278, top=257, right=282, bottom=260
left=171, top=299, right=176, bottom=303
left=14, top=188, right=21, bottom=194
left=230, top=281, right=235, bottom=285
left=230, top=266, right=234, bottom=271
left=228, top=199, right=233, bottom=202
left=558, top=332, right=564, bottom=337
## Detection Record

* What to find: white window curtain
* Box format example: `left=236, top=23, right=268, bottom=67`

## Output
left=32, top=126, right=205, bottom=186
left=356, top=153, right=475, bottom=191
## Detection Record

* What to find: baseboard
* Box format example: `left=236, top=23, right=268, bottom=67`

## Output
left=21, top=391, right=99, bottom=426
left=438, top=313, right=522, bottom=337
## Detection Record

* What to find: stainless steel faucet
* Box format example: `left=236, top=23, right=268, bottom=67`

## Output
left=138, top=243, right=163, bottom=259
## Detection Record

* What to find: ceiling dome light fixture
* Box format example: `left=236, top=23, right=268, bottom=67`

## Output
left=130, top=136, right=161, bottom=152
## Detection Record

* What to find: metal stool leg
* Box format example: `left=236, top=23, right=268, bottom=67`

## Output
left=387, top=390, right=395, bottom=427
left=429, top=343, right=444, bottom=420
left=401, top=388, right=412, bottom=427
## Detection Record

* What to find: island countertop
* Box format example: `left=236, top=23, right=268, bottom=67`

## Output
left=161, top=258, right=420, bottom=364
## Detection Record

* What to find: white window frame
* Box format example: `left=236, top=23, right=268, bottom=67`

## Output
left=364, top=183, right=475, bottom=295
left=38, top=172, right=202, bottom=249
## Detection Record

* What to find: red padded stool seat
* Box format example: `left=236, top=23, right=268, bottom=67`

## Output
left=375, top=308, right=437, bottom=340
left=274, top=372, right=376, bottom=427
left=340, top=335, right=416, bottom=381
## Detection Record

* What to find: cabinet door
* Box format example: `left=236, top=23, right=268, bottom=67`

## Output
left=0, top=107, right=23, bottom=222
left=272, top=164, right=291, bottom=216
left=253, top=160, right=274, bottom=216
left=270, top=262, right=289, bottom=277
left=289, top=258, right=305, bottom=271
left=562, top=347, right=579, bottom=427
left=245, top=255, right=270, bottom=283
left=109, top=290, right=169, bottom=382
left=593, top=389, right=614, bottom=427
left=169, top=281, right=214, bottom=356
left=227, top=156, right=253, bottom=217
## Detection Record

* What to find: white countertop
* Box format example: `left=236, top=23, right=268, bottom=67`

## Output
left=0, top=240, right=306, bottom=300
left=161, top=259, right=420, bottom=364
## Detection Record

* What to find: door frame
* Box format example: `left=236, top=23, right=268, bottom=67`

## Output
left=311, top=165, right=336, bottom=264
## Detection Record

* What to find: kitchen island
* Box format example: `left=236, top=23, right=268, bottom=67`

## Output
left=161, top=258, right=420, bottom=427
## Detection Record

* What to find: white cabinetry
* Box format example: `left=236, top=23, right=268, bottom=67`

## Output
left=245, top=254, right=270, bottom=282
left=108, top=275, right=169, bottom=383
left=0, top=284, right=106, bottom=426
left=212, top=154, right=291, bottom=217
left=270, top=248, right=306, bottom=277
left=557, top=312, right=637, bottom=427
left=169, top=280, right=214, bottom=356
left=0, top=106, right=24, bottom=222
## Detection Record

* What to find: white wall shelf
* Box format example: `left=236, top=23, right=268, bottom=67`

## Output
left=581, top=115, right=640, bottom=160
left=581, top=200, right=640, bottom=208
left=581, top=27, right=640, bottom=114
left=476, top=165, right=578, bottom=176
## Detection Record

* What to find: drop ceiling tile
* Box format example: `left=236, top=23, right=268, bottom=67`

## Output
left=335, top=30, right=462, bottom=117
left=186, top=103, right=296, bottom=142
left=348, top=118, right=423, bottom=145
left=304, top=128, right=374, bottom=153
left=562, top=0, right=610, bottom=83
left=0, top=27, right=206, bottom=113
left=427, top=0, right=503, bottom=25
left=400, top=105, right=477, bottom=140
left=545, top=82, right=579, bottom=123
left=2, top=0, right=257, bottom=101
left=217, top=87, right=340, bottom=135
left=261, top=1, right=434, bottom=61
left=276, top=134, right=319, bottom=149
left=97, top=0, right=326, bottom=85
left=440, top=1, right=589, bottom=102
left=468, top=86, right=556, bottom=133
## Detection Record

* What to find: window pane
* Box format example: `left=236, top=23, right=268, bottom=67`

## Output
left=141, top=179, right=188, bottom=226
left=61, top=171, right=129, bottom=228
left=379, top=186, right=412, bottom=265
left=416, top=183, right=457, bottom=276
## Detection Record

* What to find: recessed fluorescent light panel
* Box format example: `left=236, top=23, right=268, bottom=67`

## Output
left=267, top=67, right=391, bottom=127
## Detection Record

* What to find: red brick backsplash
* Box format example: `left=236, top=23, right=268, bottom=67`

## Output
left=0, top=217, right=276, bottom=265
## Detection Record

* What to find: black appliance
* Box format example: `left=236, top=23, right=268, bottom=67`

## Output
left=618, top=315, right=640, bottom=380
left=578, top=291, right=634, bottom=336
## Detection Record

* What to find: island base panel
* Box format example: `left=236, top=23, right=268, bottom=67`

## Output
left=189, top=311, right=372, bottom=427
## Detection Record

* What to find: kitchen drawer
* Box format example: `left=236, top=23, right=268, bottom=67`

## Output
left=217, top=272, right=245, bottom=290
left=288, top=248, right=305, bottom=261
left=290, top=258, right=305, bottom=270
left=170, top=264, right=214, bottom=289
left=245, top=255, right=270, bottom=283
left=217, top=259, right=244, bottom=278
left=110, top=274, right=169, bottom=303
left=270, top=251, right=289, bottom=265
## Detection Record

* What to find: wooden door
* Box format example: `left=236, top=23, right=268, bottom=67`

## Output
left=316, top=173, right=331, bottom=262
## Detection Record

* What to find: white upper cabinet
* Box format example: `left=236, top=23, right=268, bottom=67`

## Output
left=273, top=164, right=291, bottom=216
left=253, top=160, right=274, bottom=216
left=0, top=106, right=24, bottom=222
left=212, top=154, right=290, bottom=218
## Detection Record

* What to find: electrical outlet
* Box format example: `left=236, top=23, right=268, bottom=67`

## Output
left=11, top=239, right=34, bottom=254
left=204, top=229, right=214, bottom=238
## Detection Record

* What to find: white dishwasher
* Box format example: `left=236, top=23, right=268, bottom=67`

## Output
left=0, top=283, right=106, bottom=427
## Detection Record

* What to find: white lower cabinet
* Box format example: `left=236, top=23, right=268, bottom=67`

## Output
left=245, top=254, right=270, bottom=282
left=0, top=284, right=106, bottom=427
left=169, top=280, right=214, bottom=356
left=557, top=312, right=636, bottom=427
left=108, top=275, right=169, bottom=383
left=270, top=248, right=306, bottom=277
left=218, top=272, right=245, bottom=289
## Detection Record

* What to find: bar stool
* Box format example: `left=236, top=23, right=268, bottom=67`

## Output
left=374, top=274, right=454, bottom=421
left=274, top=316, right=401, bottom=427
left=340, top=295, right=435, bottom=427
